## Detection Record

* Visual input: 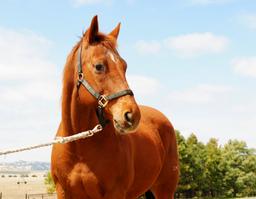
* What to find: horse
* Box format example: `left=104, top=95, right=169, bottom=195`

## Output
left=51, top=15, right=179, bottom=199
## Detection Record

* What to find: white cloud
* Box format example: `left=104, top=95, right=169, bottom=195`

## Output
left=231, top=57, right=256, bottom=78
left=165, top=84, right=256, bottom=149
left=127, top=75, right=161, bottom=97
left=134, top=32, right=229, bottom=57
left=0, top=27, right=61, bottom=162
left=0, top=28, right=55, bottom=80
left=165, top=32, right=229, bottom=57
left=232, top=103, right=256, bottom=114
left=238, top=13, right=256, bottom=30
left=168, top=84, right=232, bottom=103
left=134, top=40, right=161, bottom=55
left=0, top=27, right=60, bottom=100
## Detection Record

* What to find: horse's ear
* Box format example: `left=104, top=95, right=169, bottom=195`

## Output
left=86, top=15, right=99, bottom=43
left=109, top=22, right=121, bottom=40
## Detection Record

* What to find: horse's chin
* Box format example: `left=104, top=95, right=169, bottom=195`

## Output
left=113, top=119, right=136, bottom=134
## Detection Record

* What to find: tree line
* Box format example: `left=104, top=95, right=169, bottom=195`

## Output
left=175, top=131, right=256, bottom=198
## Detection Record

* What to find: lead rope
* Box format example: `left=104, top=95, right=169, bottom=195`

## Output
left=0, top=124, right=103, bottom=156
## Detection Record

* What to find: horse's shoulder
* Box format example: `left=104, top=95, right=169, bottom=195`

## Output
left=139, top=105, right=173, bottom=128
left=139, top=105, right=164, bottom=115
left=137, top=105, right=176, bottom=148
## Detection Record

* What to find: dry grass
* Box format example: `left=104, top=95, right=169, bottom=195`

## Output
left=0, top=171, right=55, bottom=199
left=1, top=172, right=255, bottom=199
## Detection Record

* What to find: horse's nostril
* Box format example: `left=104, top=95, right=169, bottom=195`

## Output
left=124, top=112, right=133, bottom=123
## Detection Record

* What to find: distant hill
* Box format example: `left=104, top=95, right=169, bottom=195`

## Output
left=0, top=160, right=50, bottom=172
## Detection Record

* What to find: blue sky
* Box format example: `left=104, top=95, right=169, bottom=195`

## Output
left=0, top=0, right=255, bottom=162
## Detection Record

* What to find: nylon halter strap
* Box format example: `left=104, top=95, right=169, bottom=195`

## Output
left=76, top=45, right=134, bottom=127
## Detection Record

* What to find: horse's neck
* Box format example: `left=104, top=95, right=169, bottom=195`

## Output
left=62, top=94, right=119, bottom=159
left=61, top=89, right=97, bottom=134
left=70, top=95, right=98, bottom=134
left=61, top=83, right=116, bottom=140
left=60, top=49, right=94, bottom=136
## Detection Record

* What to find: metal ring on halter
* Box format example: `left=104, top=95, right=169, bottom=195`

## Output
left=98, top=95, right=109, bottom=108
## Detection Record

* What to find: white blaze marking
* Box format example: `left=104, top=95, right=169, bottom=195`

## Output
left=107, top=51, right=117, bottom=63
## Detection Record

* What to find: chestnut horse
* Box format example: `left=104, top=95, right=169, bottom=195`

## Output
left=51, top=16, right=179, bottom=199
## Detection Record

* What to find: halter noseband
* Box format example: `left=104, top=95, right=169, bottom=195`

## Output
left=76, top=45, right=134, bottom=127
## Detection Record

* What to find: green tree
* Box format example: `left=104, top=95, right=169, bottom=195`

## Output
left=175, top=132, right=256, bottom=198
left=176, top=132, right=207, bottom=198
left=204, top=138, right=224, bottom=197
left=240, top=151, right=256, bottom=196
left=175, top=130, right=189, bottom=197
left=44, top=171, right=56, bottom=194
left=220, top=140, right=256, bottom=197
left=186, top=134, right=207, bottom=197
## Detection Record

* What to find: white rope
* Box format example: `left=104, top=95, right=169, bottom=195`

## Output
left=0, top=124, right=103, bottom=156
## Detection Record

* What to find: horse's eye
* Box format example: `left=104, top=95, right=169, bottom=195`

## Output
left=94, top=64, right=106, bottom=73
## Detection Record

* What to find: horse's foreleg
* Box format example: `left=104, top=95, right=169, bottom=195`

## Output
left=150, top=185, right=177, bottom=199
left=144, top=190, right=155, bottom=199
left=151, top=161, right=179, bottom=199
left=56, top=183, right=70, bottom=199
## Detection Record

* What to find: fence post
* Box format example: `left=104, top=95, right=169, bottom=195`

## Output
left=0, top=192, right=2, bottom=199
left=25, top=193, right=28, bottom=199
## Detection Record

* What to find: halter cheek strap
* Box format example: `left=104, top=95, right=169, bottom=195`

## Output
left=76, top=46, right=134, bottom=127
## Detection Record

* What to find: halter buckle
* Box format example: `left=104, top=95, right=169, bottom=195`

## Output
left=98, top=95, right=108, bottom=108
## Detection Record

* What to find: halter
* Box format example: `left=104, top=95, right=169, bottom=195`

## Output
left=76, top=45, right=134, bottom=127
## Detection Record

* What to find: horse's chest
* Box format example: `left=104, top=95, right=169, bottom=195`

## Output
left=68, top=163, right=105, bottom=198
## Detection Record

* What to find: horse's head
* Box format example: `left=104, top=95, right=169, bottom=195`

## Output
left=76, top=16, right=140, bottom=133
